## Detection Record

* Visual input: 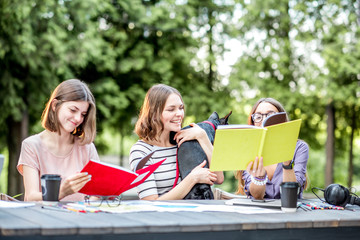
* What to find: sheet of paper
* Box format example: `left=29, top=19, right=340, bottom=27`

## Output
left=97, top=201, right=281, bottom=214
left=0, top=200, right=35, bottom=208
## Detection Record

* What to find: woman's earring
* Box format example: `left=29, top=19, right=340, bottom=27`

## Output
left=72, top=127, right=78, bottom=135
left=72, top=127, right=84, bottom=137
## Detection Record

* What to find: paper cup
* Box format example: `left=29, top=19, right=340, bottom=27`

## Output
left=280, top=182, right=299, bottom=213
left=41, top=174, right=61, bottom=202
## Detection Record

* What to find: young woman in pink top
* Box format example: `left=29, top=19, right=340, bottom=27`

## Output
left=17, top=79, right=99, bottom=202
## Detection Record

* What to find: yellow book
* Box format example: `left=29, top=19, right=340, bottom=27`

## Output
left=210, top=118, right=302, bottom=171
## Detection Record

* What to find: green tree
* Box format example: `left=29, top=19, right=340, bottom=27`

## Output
left=0, top=0, right=238, bottom=196
left=78, top=0, right=235, bottom=160
left=227, top=0, right=328, bottom=191
left=295, top=0, right=360, bottom=187
left=0, top=0, right=114, bottom=197
left=229, top=0, right=320, bottom=133
left=228, top=0, right=360, bottom=191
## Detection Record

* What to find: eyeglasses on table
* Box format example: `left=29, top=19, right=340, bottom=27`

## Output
left=84, top=195, right=122, bottom=207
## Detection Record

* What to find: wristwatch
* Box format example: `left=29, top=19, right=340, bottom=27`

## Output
left=282, top=161, right=293, bottom=170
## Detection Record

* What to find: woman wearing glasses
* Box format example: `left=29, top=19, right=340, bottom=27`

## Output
left=235, top=98, right=309, bottom=200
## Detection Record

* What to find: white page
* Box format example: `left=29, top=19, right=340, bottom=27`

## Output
left=0, top=200, right=35, bottom=208
left=130, top=171, right=150, bottom=185
left=90, top=159, right=136, bottom=174
left=218, top=124, right=262, bottom=129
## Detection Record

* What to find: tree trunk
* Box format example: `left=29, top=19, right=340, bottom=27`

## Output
left=325, top=102, right=335, bottom=186
left=6, top=111, right=28, bottom=200
left=207, top=9, right=214, bottom=91
left=347, top=105, right=355, bottom=187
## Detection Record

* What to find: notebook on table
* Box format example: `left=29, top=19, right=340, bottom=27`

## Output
left=225, top=198, right=282, bottom=209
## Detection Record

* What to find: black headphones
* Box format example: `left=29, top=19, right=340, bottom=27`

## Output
left=313, top=184, right=360, bottom=207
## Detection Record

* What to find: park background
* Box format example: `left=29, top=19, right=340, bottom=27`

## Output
left=0, top=0, right=359, bottom=199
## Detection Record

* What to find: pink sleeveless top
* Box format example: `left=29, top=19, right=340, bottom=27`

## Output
left=17, top=131, right=100, bottom=202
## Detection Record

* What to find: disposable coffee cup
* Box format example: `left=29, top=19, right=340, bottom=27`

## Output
left=41, top=174, right=61, bottom=202
left=280, top=182, right=299, bottom=213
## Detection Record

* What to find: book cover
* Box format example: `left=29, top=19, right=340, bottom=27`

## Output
left=210, top=118, right=302, bottom=171
left=79, top=152, right=165, bottom=196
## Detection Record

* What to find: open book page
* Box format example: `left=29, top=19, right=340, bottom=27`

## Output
left=210, top=127, right=265, bottom=171
left=130, top=172, right=148, bottom=186
left=210, top=119, right=302, bottom=171
left=79, top=160, right=139, bottom=196
left=217, top=125, right=261, bottom=130
left=79, top=153, right=165, bottom=196
left=88, top=160, right=135, bottom=174
left=128, top=159, right=166, bottom=189
left=261, top=119, right=302, bottom=166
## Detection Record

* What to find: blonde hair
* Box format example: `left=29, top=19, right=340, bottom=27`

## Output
left=135, top=84, right=183, bottom=142
left=235, top=170, right=246, bottom=195
left=41, top=79, right=96, bottom=145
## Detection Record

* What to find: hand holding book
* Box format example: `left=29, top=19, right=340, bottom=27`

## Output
left=210, top=113, right=302, bottom=171
left=79, top=152, right=165, bottom=196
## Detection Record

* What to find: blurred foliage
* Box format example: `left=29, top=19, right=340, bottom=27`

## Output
left=0, top=0, right=359, bottom=195
left=226, top=0, right=360, bottom=192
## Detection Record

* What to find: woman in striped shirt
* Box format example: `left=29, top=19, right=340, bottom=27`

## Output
left=129, top=84, right=224, bottom=200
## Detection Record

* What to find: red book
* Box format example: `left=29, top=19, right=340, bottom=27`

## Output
left=79, top=152, right=165, bottom=196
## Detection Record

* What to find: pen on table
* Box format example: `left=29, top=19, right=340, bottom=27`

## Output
left=302, top=203, right=315, bottom=209
left=322, top=204, right=343, bottom=210
left=323, top=203, right=344, bottom=210
left=303, top=203, right=323, bottom=210
left=298, top=205, right=310, bottom=212
left=300, top=203, right=312, bottom=211
left=66, top=203, right=101, bottom=213
left=42, top=205, right=70, bottom=213
left=62, top=205, right=87, bottom=213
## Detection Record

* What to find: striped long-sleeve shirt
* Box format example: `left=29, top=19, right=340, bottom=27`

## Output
left=129, top=140, right=181, bottom=199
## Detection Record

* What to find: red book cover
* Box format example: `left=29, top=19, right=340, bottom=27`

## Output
left=79, top=152, right=165, bottom=196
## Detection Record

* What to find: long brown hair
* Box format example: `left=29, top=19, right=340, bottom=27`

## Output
left=41, top=79, right=96, bottom=145
left=135, top=84, right=183, bottom=142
